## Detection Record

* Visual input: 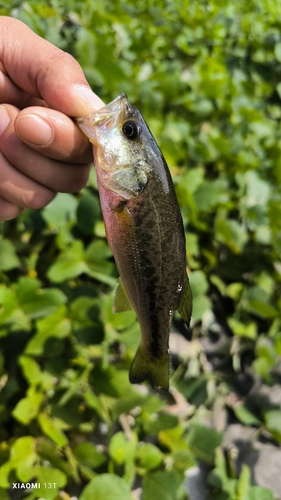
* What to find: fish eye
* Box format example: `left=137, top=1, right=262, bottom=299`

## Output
left=122, top=120, right=140, bottom=140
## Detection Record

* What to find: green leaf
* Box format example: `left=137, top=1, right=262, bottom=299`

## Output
left=194, top=180, right=220, bottom=211
left=215, top=217, right=248, bottom=253
left=248, top=487, right=276, bottom=500
left=112, top=394, right=145, bottom=420
left=14, top=276, right=66, bottom=319
left=90, top=365, right=137, bottom=399
left=77, top=195, right=100, bottom=234
left=178, top=168, right=204, bottom=195
left=47, top=238, right=115, bottom=286
left=34, top=465, right=67, bottom=499
left=188, top=270, right=211, bottom=319
left=95, top=38, right=127, bottom=86
left=10, top=436, right=37, bottom=470
left=135, top=443, right=163, bottom=471
left=159, top=426, right=188, bottom=452
left=36, top=438, right=71, bottom=475
left=234, top=405, right=261, bottom=427
left=25, top=305, right=70, bottom=355
left=42, top=193, right=78, bottom=229
left=47, top=240, right=87, bottom=283
left=72, top=442, right=106, bottom=469
left=253, top=336, right=278, bottom=382
left=187, top=424, right=223, bottom=463
left=0, top=286, right=21, bottom=328
left=80, top=473, right=131, bottom=500
left=12, top=386, right=43, bottom=424
left=226, top=283, right=244, bottom=300
left=38, top=413, right=68, bottom=447
left=208, top=447, right=237, bottom=495
left=245, top=171, right=270, bottom=208
left=75, top=27, right=97, bottom=68
left=265, top=409, right=281, bottom=442
left=143, top=470, right=184, bottom=500
left=84, top=390, right=109, bottom=422
left=189, top=270, right=209, bottom=297
left=145, top=413, right=178, bottom=435
left=237, top=464, right=251, bottom=498
left=70, top=296, right=99, bottom=331
left=170, top=450, right=195, bottom=473
left=0, top=239, right=19, bottom=270
left=0, top=463, right=11, bottom=489
left=228, top=319, right=257, bottom=339
left=19, top=355, right=41, bottom=385
left=245, top=286, right=277, bottom=318
left=192, top=295, right=211, bottom=320
left=85, top=239, right=116, bottom=285
left=247, top=301, right=278, bottom=319
left=109, top=431, right=137, bottom=465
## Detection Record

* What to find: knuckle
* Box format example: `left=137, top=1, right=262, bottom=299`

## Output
left=27, top=189, right=56, bottom=210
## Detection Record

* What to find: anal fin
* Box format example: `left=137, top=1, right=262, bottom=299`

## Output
left=113, top=277, right=133, bottom=313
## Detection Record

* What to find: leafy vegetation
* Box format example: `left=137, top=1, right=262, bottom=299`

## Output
left=0, top=0, right=281, bottom=499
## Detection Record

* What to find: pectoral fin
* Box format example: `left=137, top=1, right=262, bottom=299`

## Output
left=177, top=272, right=192, bottom=327
left=113, top=277, right=133, bottom=313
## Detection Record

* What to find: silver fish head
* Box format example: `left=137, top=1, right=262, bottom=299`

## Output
left=76, top=94, right=154, bottom=199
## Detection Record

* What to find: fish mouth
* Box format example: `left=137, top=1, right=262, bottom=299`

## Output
left=76, top=111, right=115, bottom=145
left=76, top=94, right=138, bottom=144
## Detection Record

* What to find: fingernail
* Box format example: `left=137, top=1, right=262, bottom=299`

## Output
left=0, top=106, right=11, bottom=136
left=74, top=85, right=105, bottom=112
left=16, top=115, right=53, bottom=145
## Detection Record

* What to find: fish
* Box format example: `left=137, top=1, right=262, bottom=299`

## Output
left=76, top=94, right=192, bottom=393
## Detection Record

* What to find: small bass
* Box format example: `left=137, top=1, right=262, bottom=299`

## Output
left=77, top=94, right=192, bottom=392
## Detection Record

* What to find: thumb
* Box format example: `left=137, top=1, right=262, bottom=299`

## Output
left=0, top=16, right=104, bottom=116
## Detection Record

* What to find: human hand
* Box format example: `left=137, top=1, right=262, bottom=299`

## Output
left=0, top=16, right=104, bottom=220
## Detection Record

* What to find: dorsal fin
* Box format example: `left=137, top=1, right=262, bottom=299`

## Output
left=177, top=272, right=192, bottom=327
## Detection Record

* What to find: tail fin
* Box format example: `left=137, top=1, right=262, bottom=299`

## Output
left=129, top=346, right=170, bottom=394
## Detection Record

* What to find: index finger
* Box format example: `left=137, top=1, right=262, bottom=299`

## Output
left=0, top=16, right=104, bottom=117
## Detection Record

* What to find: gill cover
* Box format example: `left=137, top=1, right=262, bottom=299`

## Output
left=76, top=94, right=151, bottom=198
